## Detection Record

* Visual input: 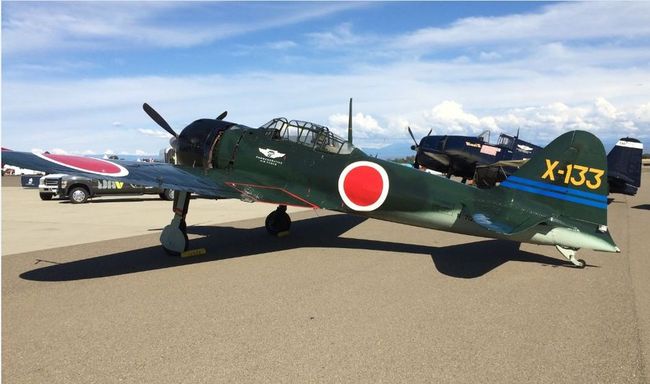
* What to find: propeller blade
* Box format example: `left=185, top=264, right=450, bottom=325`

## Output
left=407, top=126, right=419, bottom=148
left=216, top=111, right=228, bottom=121
left=143, top=103, right=177, bottom=138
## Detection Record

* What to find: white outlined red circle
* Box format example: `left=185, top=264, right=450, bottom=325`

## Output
left=338, top=161, right=390, bottom=211
left=34, top=152, right=130, bottom=177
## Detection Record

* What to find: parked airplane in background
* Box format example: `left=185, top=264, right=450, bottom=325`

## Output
left=3, top=102, right=620, bottom=268
left=606, top=138, right=643, bottom=195
left=410, top=129, right=643, bottom=195
left=408, top=128, right=541, bottom=184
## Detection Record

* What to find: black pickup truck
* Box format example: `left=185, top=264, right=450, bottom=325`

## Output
left=38, top=174, right=174, bottom=203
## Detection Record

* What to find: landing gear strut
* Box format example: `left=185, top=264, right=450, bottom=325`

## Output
left=555, top=245, right=586, bottom=268
left=160, top=190, right=190, bottom=255
left=265, top=205, right=291, bottom=236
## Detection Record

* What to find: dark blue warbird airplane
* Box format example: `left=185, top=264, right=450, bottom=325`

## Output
left=409, top=128, right=643, bottom=196
left=408, top=128, right=541, bottom=183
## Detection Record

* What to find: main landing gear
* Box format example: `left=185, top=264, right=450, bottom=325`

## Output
left=160, top=190, right=190, bottom=255
left=555, top=245, right=586, bottom=269
left=159, top=198, right=293, bottom=255
left=265, top=205, right=291, bottom=236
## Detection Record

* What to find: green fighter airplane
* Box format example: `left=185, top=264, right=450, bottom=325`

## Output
left=2, top=103, right=619, bottom=268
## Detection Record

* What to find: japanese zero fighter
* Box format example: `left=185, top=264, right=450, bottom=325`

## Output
left=2, top=102, right=620, bottom=268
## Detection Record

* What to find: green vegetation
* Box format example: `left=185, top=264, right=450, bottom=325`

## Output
left=389, top=155, right=416, bottom=164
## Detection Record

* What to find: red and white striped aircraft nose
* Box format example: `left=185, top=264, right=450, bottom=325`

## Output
left=338, top=161, right=390, bottom=211
left=35, top=152, right=129, bottom=177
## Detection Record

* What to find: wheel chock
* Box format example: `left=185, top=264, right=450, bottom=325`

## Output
left=277, top=230, right=290, bottom=238
left=181, top=248, right=207, bottom=258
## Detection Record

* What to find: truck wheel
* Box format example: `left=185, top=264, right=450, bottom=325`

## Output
left=160, top=189, right=175, bottom=201
left=39, top=193, right=54, bottom=201
left=69, top=187, right=89, bottom=204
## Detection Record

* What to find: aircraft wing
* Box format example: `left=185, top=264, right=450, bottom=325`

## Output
left=2, top=150, right=235, bottom=197
left=487, top=159, right=529, bottom=168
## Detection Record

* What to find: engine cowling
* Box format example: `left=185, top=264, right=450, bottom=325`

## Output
left=175, top=119, right=233, bottom=168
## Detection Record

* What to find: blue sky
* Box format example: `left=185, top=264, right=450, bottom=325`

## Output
left=2, top=1, right=649, bottom=156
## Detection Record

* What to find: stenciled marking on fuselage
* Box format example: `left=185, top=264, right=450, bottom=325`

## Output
left=255, top=147, right=285, bottom=166
left=337, top=161, right=389, bottom=212
left=615, top=140, right=643, bottom=150
left=501, top=175, right=607, bottom=209
left=541, top=159, right=604, bottom=190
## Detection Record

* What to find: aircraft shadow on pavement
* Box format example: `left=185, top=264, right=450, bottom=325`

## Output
left=632, top=204, right=650, bottom=210
left=57, top=197, right=165, bottom=204
left=20, top=214, right=574, bottom=282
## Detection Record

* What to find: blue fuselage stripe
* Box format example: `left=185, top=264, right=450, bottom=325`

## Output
left=501, top=181, right=607, bottom=209
left=506, top=175, right=607, bottom=202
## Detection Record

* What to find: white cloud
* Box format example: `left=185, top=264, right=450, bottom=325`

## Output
left=267, top=40, right=297, bottom=50
left=413, top=98, right=643, bottom=143
left=424, top=101, right=484, bottom=134
left=328, top=112, right=387, bottom=139
left=3, top=2, right=650, bottom=152
left=50, top=148, right=69, bottom=155
left=396, top=2, right=650, bottom=50
left=2, top=2, right=364, bottom=56
left=479, top=51, right=502, bottom=61
left=138, top=128, right=173, bottom=139
left=634, top=103, right=650, bottom=124
left=308, top=23, right=367, bottom=48
left=4, top=69, right=649, bottom=153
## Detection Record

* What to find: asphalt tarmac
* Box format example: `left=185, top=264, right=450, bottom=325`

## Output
left=2, top=171, right=649, bottom=383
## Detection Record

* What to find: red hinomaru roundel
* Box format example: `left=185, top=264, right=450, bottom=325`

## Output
left=337, top=161, right=390, bottom=211
left=34, top=152, right=129, bottom=177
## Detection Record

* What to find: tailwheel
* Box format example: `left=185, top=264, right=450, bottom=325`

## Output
left=265, top=205, right=291, bottom=236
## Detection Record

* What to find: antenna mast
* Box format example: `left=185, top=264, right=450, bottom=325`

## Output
left=348, top=98, right=353, bottom=144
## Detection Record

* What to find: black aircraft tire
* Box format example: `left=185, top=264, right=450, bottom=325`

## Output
left=39, top=193, right=53, bottom=201
left=265, top=210, right=291, bottom=236
left=160, top=189, right=175, bottom=201
left=69, top=187, right=89, bottom=204
left=577, top=259, right=587, bottom=269
left=162, top=233, right=189, bottom=256
left=161, top=221, right=189, bottom=256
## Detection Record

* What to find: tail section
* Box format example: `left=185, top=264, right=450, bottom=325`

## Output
left=500, top=130, right=608, bottom=226
left=607, top=138, right=643, bottom=196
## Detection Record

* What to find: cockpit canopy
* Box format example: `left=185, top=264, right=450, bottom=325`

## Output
left=260, top=117, right=356, bottom=155
left=497, top=134, right=515, bottom=149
